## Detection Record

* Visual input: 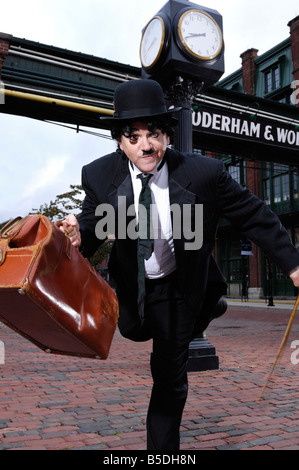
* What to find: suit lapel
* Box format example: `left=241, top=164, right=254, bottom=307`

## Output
left=107, top=154, right=136, bottom=244
left=108, top=153, right=134, bottom=211
left=166, top=149, right=199, bottom=262
left=166, top=148, right=196, bottom=208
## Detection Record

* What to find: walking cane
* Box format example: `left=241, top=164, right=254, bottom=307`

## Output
left=257, top=294, right=299, bottom=402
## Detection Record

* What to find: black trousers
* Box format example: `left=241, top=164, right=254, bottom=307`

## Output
left=141, top=272, right=196, bottom=450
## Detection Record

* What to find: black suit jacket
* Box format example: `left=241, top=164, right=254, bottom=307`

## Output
left=78, top=148, right=299, bottom=338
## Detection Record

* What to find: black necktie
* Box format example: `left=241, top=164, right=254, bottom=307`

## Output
left=137, top=173, right=154, bottom=322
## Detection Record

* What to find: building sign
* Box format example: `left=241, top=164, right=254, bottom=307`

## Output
left=192, top=106, right=299, bottom=151
left=241, top=240, right=252, bottom=256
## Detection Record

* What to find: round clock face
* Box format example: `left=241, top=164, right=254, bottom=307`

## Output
left=178, top=9, right=223, bottom=61
left=140, top=16, right=165, bottom=69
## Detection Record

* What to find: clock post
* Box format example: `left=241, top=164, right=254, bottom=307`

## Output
left=166, top=76, right=202, bottom=153
left=140, top=0, right=225, bottom=372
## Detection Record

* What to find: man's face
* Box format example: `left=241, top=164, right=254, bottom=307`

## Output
left=118, top=121, right=170, bottom=173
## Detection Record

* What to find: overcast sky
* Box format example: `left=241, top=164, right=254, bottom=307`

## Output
left=1, top=0, right=299, bottom=222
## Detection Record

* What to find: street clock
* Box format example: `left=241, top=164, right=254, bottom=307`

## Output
left=140, top=0, right=225, bottom=88
left=175, top=9, right=223, bottom=61
left=140, top=15, right=170, bottom=70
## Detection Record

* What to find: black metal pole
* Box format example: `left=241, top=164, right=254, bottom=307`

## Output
left=165, top=76, right=219, bottom=372
left=166, top=76, right=197, bottom=152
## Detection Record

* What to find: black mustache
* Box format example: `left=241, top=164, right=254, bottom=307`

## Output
left=143, top=150, right=154, bottom=156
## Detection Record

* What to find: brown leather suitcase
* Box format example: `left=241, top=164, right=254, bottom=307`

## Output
left=0, top=214, right=119, bottom=359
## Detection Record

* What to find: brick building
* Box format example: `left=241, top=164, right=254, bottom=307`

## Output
left=209, top=16, right=299, bottom=299
left=0, top=33, right=11, bottom=104
left=0, top=34, right=11, bottom=77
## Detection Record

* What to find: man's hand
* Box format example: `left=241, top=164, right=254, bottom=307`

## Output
left=290, top=267, right=299, bottom=289
left=59, top=214, right=81, bottom=248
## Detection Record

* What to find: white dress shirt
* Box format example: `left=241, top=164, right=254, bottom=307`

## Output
left=129, top=159, right=176, bottom=279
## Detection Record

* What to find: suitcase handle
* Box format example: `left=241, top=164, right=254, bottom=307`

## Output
left=0, top=217, right=24, bottom=266
left=0, top=216, right=23, bottom=238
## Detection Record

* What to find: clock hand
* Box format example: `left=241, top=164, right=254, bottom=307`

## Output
left=185, top=33, right=206, bottom=39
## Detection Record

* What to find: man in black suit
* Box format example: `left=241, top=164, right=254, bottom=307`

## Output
left=61, top=79, right=299, bottom=450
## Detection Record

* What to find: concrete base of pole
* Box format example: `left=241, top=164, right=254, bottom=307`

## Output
left=187, top=336, right=219, bottom=372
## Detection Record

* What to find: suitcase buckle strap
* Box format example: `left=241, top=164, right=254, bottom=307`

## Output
left=0, top=240, right=9, bottom=266
left=0, top=217, right=23, bottom=266
left=0, top=216, right=23, bottom=238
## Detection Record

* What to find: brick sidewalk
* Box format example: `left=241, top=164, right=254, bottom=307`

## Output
left=1, top=303, right=299, bottom=450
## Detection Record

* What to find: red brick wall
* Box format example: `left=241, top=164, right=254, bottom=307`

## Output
left=239, top=50, right=259, bottom=203
left=240, top=48, right=264, bottom=293
left=240, top=49, right=258, bottom=95
left=0, top=34, right=12, bottom=78
left=289, top=16, right=299, bottom=106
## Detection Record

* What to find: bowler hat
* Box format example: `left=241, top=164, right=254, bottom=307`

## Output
left=100, top=79, right=181, bottom=125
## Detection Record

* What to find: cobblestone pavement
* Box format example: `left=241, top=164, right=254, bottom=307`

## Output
left=1, top=301, right=299, bottom=450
